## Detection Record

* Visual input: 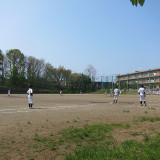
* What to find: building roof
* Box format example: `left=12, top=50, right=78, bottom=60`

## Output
left=118, top=68, right=160, bottom=77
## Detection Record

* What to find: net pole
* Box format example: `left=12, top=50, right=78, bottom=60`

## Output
left=137, top=72, right=139, bottom=90
left=112, top=75, right=113, bottom=90
left=118, top=74, right=120, bottom=90
left=149, top=69, right=151, bottom=90
left=101, top=76, right=103, bottom=89
left=127, top=74, right=129, bottom=91
left=106, top=76, right=108, bottom=89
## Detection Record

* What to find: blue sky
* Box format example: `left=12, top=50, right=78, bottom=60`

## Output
left=0, top=0, right=160, bottom=77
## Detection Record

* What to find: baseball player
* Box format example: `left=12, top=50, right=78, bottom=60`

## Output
left=8, top=89, right=11, bottom=96
left=138, top=84, right=146, bottom=106
left=110, top=89, right=113, bottom=96
left=27, top=85, right=33, bottom=108
left=113, top=86, right=119, bottom=103
left=105, top=89, right=107, bottom=95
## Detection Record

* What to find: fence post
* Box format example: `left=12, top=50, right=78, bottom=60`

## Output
left=149, top=69, right=151, bottom=90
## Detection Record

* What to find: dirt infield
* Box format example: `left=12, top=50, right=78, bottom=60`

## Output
left=0, top=94, right=160, bottom=159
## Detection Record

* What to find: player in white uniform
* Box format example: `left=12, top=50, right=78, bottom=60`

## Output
left=113, top=86, right=119, bottom=103
left=138, top=84, right=146, bottom=106
left=8, top=89, right=11, bottom=96
left=110, top=89, right=113, bottom=96
left=27, top=85, right=33, bottom=108
left=105, top=89, right=107, bottom=95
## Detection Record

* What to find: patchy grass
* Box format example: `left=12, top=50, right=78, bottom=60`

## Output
left=139, top=116, right=160, bottom=122
left=33, top=136, right=57, bottom=151
left=65, top=133, right=160, bottom=160
left=2, top=118, right=160, bottom=160
left=123, top=110, right=130, bottom=113
left=133, top=116, right=160, bottom=122
left=31, top=123, right=130, bottom=154
left=27, top=120, right=31, bottom=124
left=73, top=119, right=78, bottom=123
left=130, top=132, right=142, bottom=137
left=59, top=123, right=130, bottom=144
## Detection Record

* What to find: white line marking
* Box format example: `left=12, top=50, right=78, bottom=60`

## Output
left=0, top=104, right=97, bottom=114
left=0, top=100, right=159, bottom=114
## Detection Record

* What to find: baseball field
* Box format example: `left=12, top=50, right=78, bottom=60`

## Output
left=0, top=94, right=160, bottom=160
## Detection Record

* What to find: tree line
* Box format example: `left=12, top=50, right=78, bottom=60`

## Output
left=0, top=49, right=96, bottom=94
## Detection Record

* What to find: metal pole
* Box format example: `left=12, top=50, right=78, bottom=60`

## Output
left=101, top=76, right=103, bottom=89
left=137, top=72, right=139, bottom=90
left=118, top=74, right=120, bottom=89
left=127, top=74, right=129, bottom=91
left=112, top=75, right=113, bottom=90
left=78, top=75, right=81, bottom=92
left=149, top=69, right=150, bottom=90
left=106, top=76, right=108, bottom=89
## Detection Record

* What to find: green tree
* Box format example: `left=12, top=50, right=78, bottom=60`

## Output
left=0, top=49, right=4, bottom=87
left=26, top=56, right=45, bottom=92
left=52, top=66, right=71, bottom=89
left=130, top=0, right=145, bottom=7
left=18, top=68, right=26, bottom=88
left=6, top=49, right=25, bottom=74
left=6, top=49, right=26, bottom=89
left=9, top=66, right=19, bottom=88
left=42, top=63, right=55, bottom=90
left=130, top=81, right=137, bottom=89
left=68, top=73, right=91, bottom=93
left=68, top=73, right=81, bottom=93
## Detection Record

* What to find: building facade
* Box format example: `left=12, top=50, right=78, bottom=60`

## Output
left=116, top=68, right=160, bottom=90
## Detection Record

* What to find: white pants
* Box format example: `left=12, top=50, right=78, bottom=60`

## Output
left=114, top=95, right=118, bottom=101
left=140, top=95, right=145, bottom=102
left=28, top=96, right=33, bottom=104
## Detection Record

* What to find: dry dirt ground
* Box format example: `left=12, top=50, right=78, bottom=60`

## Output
left=0, top=94, right=160, bottom=160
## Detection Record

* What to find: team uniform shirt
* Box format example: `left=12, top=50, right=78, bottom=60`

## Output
left=114, top=89, right=119, bottom=96
left=8, top=90, right=11, bottom=95
left=27, top=88, right=33, bottom=104
left=114, top=88, right=119, bottom=100
left=138, top=87, right=146, bottom=101
left=138, top=87, right=145, bottom=96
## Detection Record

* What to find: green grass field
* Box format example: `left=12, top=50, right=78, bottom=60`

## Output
left=29, top=120, right=160, bottom=160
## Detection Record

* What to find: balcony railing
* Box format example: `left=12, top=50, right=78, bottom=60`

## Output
left=138, top=79, right=160, bottom=84
left=117, top=73, right=160, bottom=81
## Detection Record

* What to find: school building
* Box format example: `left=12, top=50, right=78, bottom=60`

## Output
left=116, top=68, right=160, bottom=90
